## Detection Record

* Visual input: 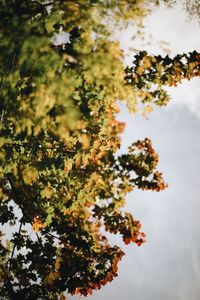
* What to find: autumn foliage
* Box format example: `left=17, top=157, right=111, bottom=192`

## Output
left=0, top=1, right=199, bottom=299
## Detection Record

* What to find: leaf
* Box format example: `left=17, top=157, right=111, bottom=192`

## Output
left=32, top=217, right=44, bottom=233
left=44, top=271, right=60, bottom=286
left=64, top=159, right=73, bottom=173
left=22, top=167, right=38, bottom=184
left=81, top=134, right=90, bottom=149
left=60, top=293, right=66, bottom=300
left=82, top=153, right=90, bottom=168
left=41, top=185, right=53, bottom=199
left=74, top=153, right=82, bottom=168
left=142, top=105, right=153, bottom=118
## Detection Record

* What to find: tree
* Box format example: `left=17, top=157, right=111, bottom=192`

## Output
left=0, top=1, right=199, bottom=299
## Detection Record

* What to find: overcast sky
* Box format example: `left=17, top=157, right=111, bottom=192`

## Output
left=68, top=2, right=200, bottom=300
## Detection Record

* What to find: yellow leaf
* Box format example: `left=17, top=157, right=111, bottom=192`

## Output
left=93, top=139, right=101, bottom=149
left=55, top=257, right=62, bottom=270
left=81, top=134, right=90, bottom=149
left=64, top=158, right=73, bottom=173
left=142, top=105, right=153, bottom=118
left=41, top=184, right=53, bottom=199
left=82, top=153, right=90, bottom=167
left=22, top=167, right=38, bottom=184
left=74, top=153, right=82, bottom=168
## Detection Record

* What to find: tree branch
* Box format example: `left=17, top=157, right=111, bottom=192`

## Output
left=9, top=219, right=23, bottom=270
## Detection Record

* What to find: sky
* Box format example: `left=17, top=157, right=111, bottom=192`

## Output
left=68, top=2, right=200, bottom=300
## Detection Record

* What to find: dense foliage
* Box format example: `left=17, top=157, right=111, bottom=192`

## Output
left=0, top=1, right=199, bottom=299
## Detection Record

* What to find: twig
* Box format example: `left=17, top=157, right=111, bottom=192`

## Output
left=36, top=232, right=43, bottom=248
left=46, top=231, right=62, bottom=241
left=9, top=219, right=23, bottom=269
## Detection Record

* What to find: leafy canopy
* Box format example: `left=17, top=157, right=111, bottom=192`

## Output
left=0, top=0, right=199, bottom=299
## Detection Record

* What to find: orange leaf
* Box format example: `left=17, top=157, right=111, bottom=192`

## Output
left=32, top=216, right=44, bottom=233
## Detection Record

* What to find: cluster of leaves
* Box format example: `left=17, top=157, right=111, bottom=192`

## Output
left=0, top=0, right=199, bottom=299
left=125, top=50, right=200, bottom=109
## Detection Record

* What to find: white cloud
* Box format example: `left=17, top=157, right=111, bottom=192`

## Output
left=166, top=78, right=200, bottom=119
